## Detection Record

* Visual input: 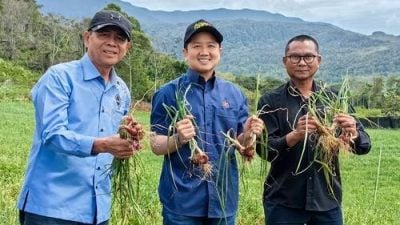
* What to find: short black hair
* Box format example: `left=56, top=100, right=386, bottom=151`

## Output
left=285, top=34, right=319, bottom=54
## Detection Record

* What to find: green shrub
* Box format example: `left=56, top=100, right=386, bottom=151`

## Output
left=354, top=106, right=383, bottom=117
left=0, top=58, right=39, bottom=100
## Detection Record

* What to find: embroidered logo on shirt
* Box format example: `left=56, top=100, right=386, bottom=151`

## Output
left=115, top=94, right=121, bottom=109
left=222, top=99, right=230, bottom=109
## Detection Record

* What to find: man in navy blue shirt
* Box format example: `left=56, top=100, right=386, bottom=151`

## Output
left=256, top=34, right=371, bottom=225
left=150, top=19, right=264, bottom=225
left=17, top=10, right=139, bottom=225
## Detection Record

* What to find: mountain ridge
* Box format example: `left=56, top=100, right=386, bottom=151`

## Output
left=36, top=0, right=400, bottom=81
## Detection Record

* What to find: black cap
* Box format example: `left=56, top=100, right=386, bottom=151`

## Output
left=88, top=10, right=132, bottom=41
left=184, top=19, right=223, bottom=47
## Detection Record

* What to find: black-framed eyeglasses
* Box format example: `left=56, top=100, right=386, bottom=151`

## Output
left=285, top=55, right=319, bottom=64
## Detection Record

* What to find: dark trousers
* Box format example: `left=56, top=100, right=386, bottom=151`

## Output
left=163, top=210, right=235, bottom=225
left=19, top=211, right=109, bottom=225
left=264, top=202, right=343, bottom=225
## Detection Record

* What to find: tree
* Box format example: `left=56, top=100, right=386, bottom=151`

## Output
left=99, top=4, right=187, bottom=101
left=382, top=76, right=400, bottom=116
left=104, top=3, right=141, bottom=31
left=382, top=91, right=400, bottom=116
left=369, top=77, right=385, bottom=108
left=0, top=1, right=187, bottom=102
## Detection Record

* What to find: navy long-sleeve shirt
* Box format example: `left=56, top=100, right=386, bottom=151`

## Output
left=151, top=68, right=249, bottom=217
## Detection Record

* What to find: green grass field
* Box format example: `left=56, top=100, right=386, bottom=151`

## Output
left=0, top=101, right=399, bottom=225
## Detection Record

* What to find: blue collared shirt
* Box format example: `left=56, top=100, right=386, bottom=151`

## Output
left=17, top=54, right=131, bottom=224
left=151, top=68, right=249, bottom=218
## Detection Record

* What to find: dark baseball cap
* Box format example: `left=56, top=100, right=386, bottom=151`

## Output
left=184, top=19, right=223, bottom=47
left=88, top=10, right=132, bottom=41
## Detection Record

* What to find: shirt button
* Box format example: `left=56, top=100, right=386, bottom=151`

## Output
left=309, top=177, right=312, bottom=180
left=97, top=167, right=101, bottom=170
left=100, top=128, right=104, bottom=132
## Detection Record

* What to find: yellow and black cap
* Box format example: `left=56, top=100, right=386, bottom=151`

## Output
left=184, top=19, right=223, bottom=47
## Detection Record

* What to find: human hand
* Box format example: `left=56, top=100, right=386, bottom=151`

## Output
left=244, top=115, right=264, bottom=136
left=334, top=113, right=358, bottom=143
left=236, top=116, right=264, bottom=161
left=175, top=115, right=196, bottom=145
left=93, top=135, right=139, bottom=159
left=294, top=114, right=319, bottom=137
left=286, top=114, right=319, bottom=147
left=119, top=116, right=145, bottom=141
left=242, top=115, right=264, bottom=145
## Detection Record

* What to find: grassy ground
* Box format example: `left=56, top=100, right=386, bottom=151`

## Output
left=0, top=101, right=399, bottom=225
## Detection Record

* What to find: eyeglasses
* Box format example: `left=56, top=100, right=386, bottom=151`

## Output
left=285, top=55, right=319, bottom=64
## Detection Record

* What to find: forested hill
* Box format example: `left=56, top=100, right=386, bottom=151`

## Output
left=37, top=0, right=400, bottom=82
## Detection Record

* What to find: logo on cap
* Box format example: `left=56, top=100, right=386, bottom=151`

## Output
left=88, top=10, right=132, bottom=41
left=110, top=14, right=121, bottom=21
left=194, top=21, right=212, bottom=30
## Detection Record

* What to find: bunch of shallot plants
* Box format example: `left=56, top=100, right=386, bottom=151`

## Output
left=163, top=84, right=212, bottom=178
left=111, top=110, right=145, bottom=225
left=220, top=73, right=269, bottom=194
left=222, top=73, right=265, bottom=164
left=294, top=77, right=353, bottom=199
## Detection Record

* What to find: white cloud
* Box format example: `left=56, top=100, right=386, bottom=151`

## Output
left=122, top=0, right=400, bottom=35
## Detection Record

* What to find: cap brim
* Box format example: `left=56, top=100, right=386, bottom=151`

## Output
left=90, top=23, right=131, bottom=41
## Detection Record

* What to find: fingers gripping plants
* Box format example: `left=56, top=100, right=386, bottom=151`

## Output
left=163, top=84, right=213, bottom=178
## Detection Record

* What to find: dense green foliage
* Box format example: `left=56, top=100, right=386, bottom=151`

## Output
left=35, top=0, right=400, bottom=82
left=0, top=58, right=39, bottom=100
left=0, top=0, right=399, bottom=115
left=1, top=102, right=399, bottom=224
left=0, top=0, right=186, bottom=101
left=350, top=76, right=400, bottom=116
left=149, top=20, right=400, bottom=82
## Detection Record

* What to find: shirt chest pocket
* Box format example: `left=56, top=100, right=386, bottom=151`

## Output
left=112, top=109, right=125, bottom=128
left=214, top=107, right=240, bottom=133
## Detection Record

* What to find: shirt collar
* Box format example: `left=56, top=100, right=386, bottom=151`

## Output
left=286, top=80, right=324, bottom=102
left=80, top=54, right=118, bottom=86
left=186, top=68, right=216, bottom=88
left=287, top=80, right=322, bottom=94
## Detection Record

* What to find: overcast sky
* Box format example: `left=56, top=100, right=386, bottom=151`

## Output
left=122, top=0, right=400, bottom=35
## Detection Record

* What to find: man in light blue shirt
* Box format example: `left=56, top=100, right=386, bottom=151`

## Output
left=17, top=10, right=137, bottom=225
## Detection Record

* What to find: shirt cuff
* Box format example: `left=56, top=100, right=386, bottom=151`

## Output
left=80, top=136, right=95, bottom=156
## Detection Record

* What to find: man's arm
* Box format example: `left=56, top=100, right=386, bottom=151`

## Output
left=150, top=116, right=195, bottom=155
left=150, top=134, right=182, bottom=155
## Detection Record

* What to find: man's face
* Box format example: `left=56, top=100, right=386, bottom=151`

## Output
left=183, top=32, right=221, bottom=80
left=283, top=40, right=321, bottom=83
left=84, top=26, right=130, bottom=70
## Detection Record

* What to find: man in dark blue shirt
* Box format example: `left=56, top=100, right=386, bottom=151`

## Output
left=150, top=19, right=264, bottom=225
left=257, top=34, right=371, bottom=225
